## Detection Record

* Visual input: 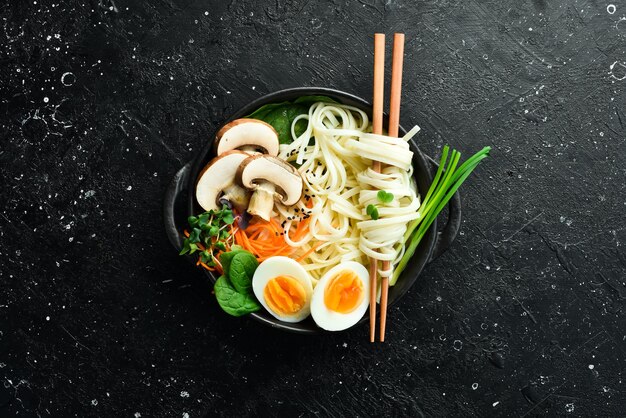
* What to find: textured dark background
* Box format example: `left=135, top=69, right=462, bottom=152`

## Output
left=1, top=0, right=625, bottom=416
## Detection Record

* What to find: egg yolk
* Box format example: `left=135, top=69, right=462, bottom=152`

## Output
left=324, top=270, right=364, bottom=314
left=264, top=276, right=307, bottom=316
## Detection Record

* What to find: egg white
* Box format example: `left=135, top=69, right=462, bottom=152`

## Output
left=252, top=256, right=314, bottom=323
left=310, top=261, right=370, bottom=331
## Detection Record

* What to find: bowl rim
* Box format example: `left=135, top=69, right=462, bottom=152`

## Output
left=185, top=87, right=438, bottom=334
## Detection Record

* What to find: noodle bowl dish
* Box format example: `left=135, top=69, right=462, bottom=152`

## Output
left=164, top=87, right=470, bottom=334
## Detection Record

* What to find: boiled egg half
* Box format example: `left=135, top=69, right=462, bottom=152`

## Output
left=252, top=256, right=314, bottom=323
left=311, top=261, right=370, bottom=331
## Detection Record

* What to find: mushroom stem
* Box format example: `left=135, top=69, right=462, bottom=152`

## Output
left=247, top=182, right=276, bottom=221
left=222, top=184, right=250, bottom=214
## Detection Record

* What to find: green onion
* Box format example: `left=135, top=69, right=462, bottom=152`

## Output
left=390, top=145, right=491, bottom=285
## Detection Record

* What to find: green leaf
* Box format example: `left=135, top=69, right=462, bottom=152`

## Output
left=263, top=105, right=308, bottom=144
left=198, top=213, right=210, bottom=227
left=214, top=276, right=261, bottom=317
left=209, top=226, right=219, bottom=237
left=215, top=241, right=226, bottom=251
left=377, top=190, right=394, bottom=204
left=188, top=228, right=202, bottom=243
left=219, top=248, right=245, bottom=278
left=222, top=211, right=234, bottom=225
left=187, top=216, right=198, bottom=227
left=229, top=251, right=259, bottom=294
left=294, top=118, right=308, bottom=138
left=293, top=95, right=338, bottom=105
left=247, top=98, right=334, bottom=144
left=189, top=243, right=199, bottom=254
left=200, top=250, right=212, bottom=264
left=366, top=204, right=379, bottom=220
left=179, top=239, right=191, bottom=255
left=247, top=102, right=290, bottom=120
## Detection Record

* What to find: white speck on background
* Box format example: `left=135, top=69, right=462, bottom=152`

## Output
left=91, top=399, right=98, bottom=406
left=182, top=413, right=189, bottom=418
left=609, top=61, right=626, bottom=81
left=134, top=413, right=141, bottom=418
left=43, top=97, right=49, bottom=103
left=127, top=185, right=132, bottom=191
left=607, top=4, right=616, bottom=14
left=565, top=403, right=575, bottom=413
left=589, top=364, right=594, bottom=369
left=493, top=401, right=500, bottom=407
left=472, top=383, right=478, bottom=390
left=61, top=72, right=75, bottom=86
left=45, top=316, right=50, bottom=321
left=180, top=391, right=189, bottom=398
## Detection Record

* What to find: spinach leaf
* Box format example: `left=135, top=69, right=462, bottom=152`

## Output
left=218, top=246, right=244, bottom=277
left=293, top=95, right=337, bottom=105
left=261, top=104, right=308, bottom=144
left=214, top=276, right=261, bottom=317
left=229, top=251, right=259, bottom=294
left=247, top=95, right=337, bottom=144
left=247, top=102, right=290, bottom=120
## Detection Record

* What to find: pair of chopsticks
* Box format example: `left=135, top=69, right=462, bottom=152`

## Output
left=370, top=33, right=405, bottom=343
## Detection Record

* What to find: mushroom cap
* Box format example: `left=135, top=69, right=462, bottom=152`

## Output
left=196, top=150, right=250, bottom=211
left=215, top=118, right=279, bottom=156
left=237, top=155, right=303, bottom=206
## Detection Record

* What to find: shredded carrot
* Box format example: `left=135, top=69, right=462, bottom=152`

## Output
left=233, top=214, right=320, bottom=263
left=185, top=205, right=319, bottom=272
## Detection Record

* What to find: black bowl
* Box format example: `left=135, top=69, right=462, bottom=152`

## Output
left=164, top=87, right=461, bottom=334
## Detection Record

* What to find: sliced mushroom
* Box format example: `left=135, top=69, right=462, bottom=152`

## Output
left=215, top=118, right=279, bottom=156
left=237, top=155, right=303, bottom=221
left=196, top=151, right=251, bottom=213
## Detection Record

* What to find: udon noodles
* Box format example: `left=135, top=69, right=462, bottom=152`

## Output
left=276, top=102, right=420, bottom=281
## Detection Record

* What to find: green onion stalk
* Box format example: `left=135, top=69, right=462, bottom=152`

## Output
left=390, top=145, right=491, bottom=285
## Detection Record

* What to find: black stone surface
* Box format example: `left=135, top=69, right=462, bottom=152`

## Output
left=1, top=0, right=625, bottom=416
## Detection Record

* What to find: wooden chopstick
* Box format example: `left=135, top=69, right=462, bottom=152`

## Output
left=370, top=33, right=385, bottom=343
left=379, top=33, right=405, bottom=342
